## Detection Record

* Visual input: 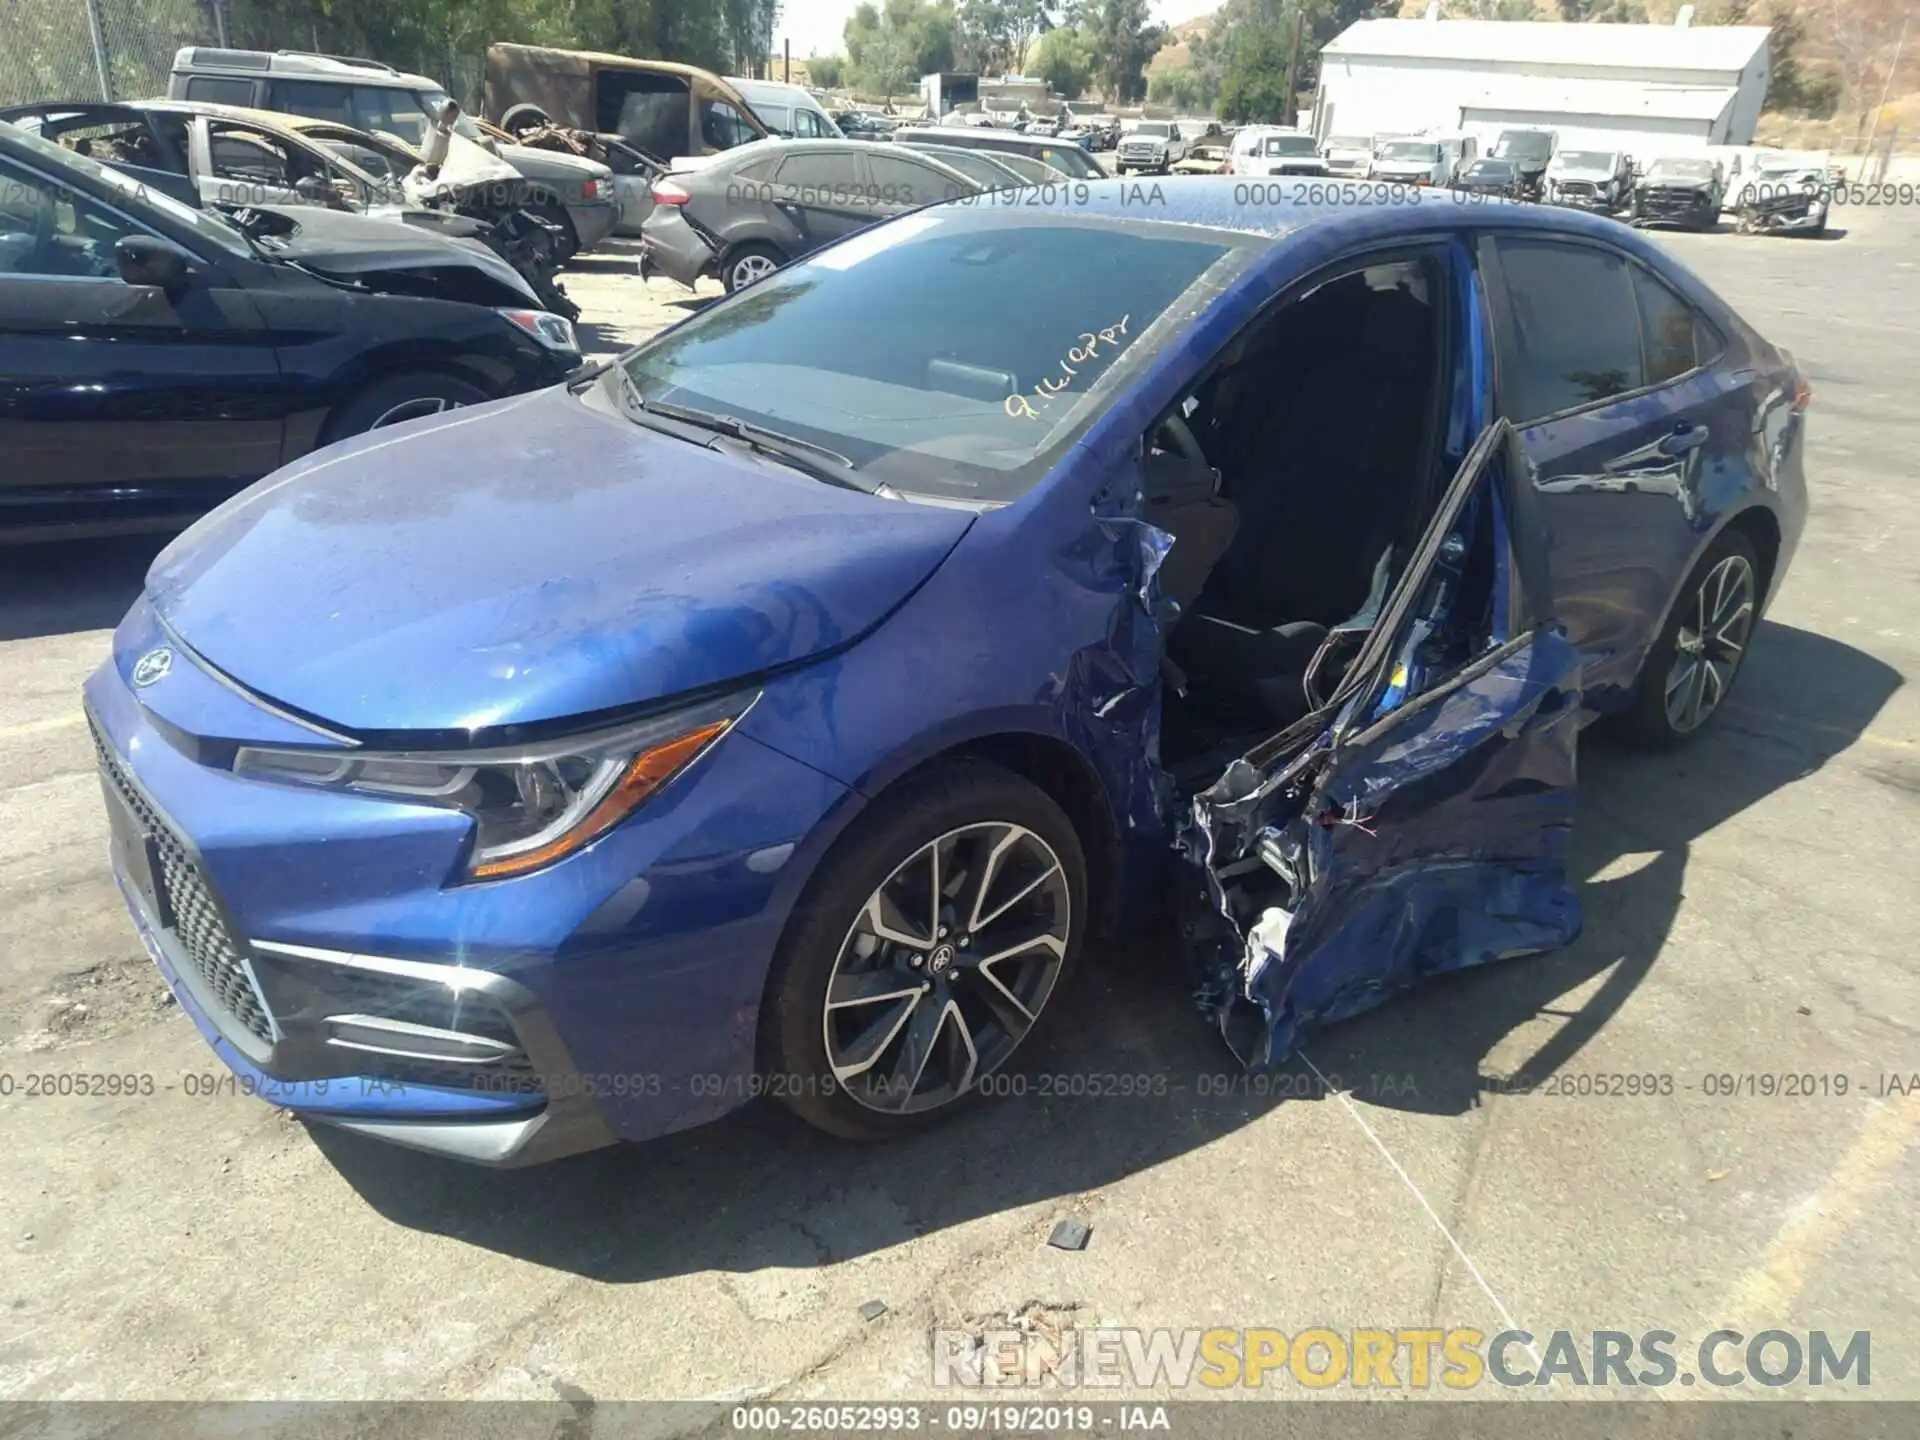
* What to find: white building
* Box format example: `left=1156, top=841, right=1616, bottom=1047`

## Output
left=1313, top=14, right=1773, bottom=156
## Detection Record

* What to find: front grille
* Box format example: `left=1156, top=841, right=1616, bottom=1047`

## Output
left=1559, top=181, right=1596, bottom=198
left=1641, top=188, right=1705, bottom=218
left=90, top=717, right=274, bottom=1042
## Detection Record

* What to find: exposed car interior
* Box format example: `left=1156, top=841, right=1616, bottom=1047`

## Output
left=1147, top=256, right=1456, bottom=772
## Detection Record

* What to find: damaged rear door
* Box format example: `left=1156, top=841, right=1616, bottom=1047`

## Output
left=1186, top=417, right=1584, bottom=1066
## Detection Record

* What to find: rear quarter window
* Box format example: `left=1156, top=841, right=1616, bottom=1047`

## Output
left=184, top=76, right=257, bottom=106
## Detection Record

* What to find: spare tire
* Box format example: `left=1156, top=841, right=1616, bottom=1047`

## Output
left=499, top=103, right=554, bottom=138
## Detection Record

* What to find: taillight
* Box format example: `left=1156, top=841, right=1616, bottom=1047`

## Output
left=1794, top=372, right=1813, bottom=410
left=651, top=179, right=692, bottom=205
left=579, top=178, right=603, bottom=200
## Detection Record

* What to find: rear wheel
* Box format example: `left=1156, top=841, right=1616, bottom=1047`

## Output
left=758, top=761, right=1087, bottom=1140
left=721, top=243, right=785, bottom=293
left=1618, top=529, right=1760, bottom=748
left=323, top=372, right=488, bottom=444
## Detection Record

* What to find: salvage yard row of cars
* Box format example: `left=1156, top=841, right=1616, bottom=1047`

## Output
left=2, top=33, right=1819, bottom=1168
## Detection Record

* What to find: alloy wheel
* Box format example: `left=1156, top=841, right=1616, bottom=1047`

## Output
left=370, top=396, right=461, bottom=429
left=822, top=822, right=1071, bottom=1114
left=729, top=253, right=778, bottom=288
left=1664, top=553, right=1755, bottom=734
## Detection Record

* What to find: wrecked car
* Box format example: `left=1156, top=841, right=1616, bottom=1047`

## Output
left=0, top=118, right=581, bottom=541
left=87, top=181, right=1807, bottom=1166
left=1630, top=157, right=1725, bottom=231
left=0, top=99, right=581, bottom=319
left=1733, top=165, right=1831, bottom=236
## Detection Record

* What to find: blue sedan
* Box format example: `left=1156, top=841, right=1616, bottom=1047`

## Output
left=87, top=181, right=1809, bottom=1165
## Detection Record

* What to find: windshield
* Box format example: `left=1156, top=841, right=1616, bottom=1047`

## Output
left=1648, top=159, right=1715, bottom=181
left=1380, top=141, right=1440, bottom=162
left=1264, top=135, right=1320, bottom=156
left=1136, top=123, right=1173, bottom=138
left=617, top=210, right=1251, bottom=503
left=1491, top=133, right=1552, bottom=161
left=0, top=120, right=253, bottom=256
left=1555, top=150, right=1615, bottom=169
left=1466, top=160, right=1512, bottom=176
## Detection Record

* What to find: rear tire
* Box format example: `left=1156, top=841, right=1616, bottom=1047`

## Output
left=758, top=760, right=1087, bottom=1141
left=322, top=372, right=488, bottom=445
left=721, top=242, right=785, bottom=293
left=1616, top=528, right=1760, bottom=749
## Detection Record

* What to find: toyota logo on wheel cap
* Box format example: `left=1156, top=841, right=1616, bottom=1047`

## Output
left=131, top=648, right=173, bottom=688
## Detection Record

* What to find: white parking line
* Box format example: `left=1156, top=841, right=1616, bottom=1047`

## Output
left=1298, top=1050, right=1550, bottom=1379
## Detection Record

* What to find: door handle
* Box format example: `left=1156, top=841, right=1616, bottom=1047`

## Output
left=1658, top=423, right=1709, bottom=457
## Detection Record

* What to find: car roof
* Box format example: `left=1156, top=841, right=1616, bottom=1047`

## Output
left=172, top=45, right=439, bottom=92
left=978, top=174, right=1675, bottom=249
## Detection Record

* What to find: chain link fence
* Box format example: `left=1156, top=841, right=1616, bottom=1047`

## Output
left=3, top=0, right=482, bottom=110
left=6, top=0, right=227, bottom=106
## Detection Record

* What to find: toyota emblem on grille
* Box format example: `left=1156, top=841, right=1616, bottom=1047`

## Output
left=131, top=647, right=173, bottom=688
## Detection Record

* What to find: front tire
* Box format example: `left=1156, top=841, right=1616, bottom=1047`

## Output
left=1618, top=529, right=1760, bottom=748
left=758, top=760, right=1088, bottom=1140
left=322, top=372, right=489, bottom=444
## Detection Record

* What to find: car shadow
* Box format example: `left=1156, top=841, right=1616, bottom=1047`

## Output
left=314, top=619, right=1901, bottom=1283
left=0, top=534, right=170, bottom=642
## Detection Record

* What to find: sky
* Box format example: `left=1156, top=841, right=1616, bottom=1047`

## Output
left=775, top=0, right=1221, bottom=63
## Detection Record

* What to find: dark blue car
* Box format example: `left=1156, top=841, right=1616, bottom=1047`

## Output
left=87, top=181, right=1809, bottom=1165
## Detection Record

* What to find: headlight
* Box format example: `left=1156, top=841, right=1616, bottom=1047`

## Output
left=234, top=690, right=754, bottom=881
left=499, top=307, right=579, bottom=352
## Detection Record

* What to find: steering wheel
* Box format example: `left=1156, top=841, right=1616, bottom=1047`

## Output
left=1155, top=411, right=1208, bottom=467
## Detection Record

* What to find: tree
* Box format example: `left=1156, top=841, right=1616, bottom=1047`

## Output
left=1147, top=66, right=1210, bottom=110
left=1082, top=0, right=1165, bottom=103
left=1556, top=0, right=1649, bottom=21
left=808, top=54, right=848, bottom=88
left=1031, top=26, right=1095, bottom=96
left=1216, top=21, right=1293, bottom=123
left=1188, top=0, right=1394, bottom=113
left=957, top=0, right=1055, bottom=73
left=846, top=0, right=958, bottom=91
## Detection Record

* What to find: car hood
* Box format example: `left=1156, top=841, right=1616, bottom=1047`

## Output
left=253, top=206, right=540, bottom=306
left=499, top=142, right=612, bottom=183
left=1548, top=164, right=1616, bottom=182
left=1640, top=175, right=1713, bottom=192
left=145, top=385, right=975, bottom=735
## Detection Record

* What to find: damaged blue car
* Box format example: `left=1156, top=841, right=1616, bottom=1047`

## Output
left=88, top=181, right=1809, bottom=1164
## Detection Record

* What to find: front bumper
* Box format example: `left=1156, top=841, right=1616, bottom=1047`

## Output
left=1634, top=190, right=1716, bottom=227
left=85, top=607, right=855, bottom=1165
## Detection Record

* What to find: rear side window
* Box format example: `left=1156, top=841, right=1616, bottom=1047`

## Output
left=598, top=71, right=690, bottom=157
left=1632, top=265, right=1698, bottom=386
left=773, top=151, right=862, bottom=189
left=1494, top=238, right=1643, bottom=420
left=184, top=76, right=256, bottom=106
left=267, top=79, right=355, bottom=126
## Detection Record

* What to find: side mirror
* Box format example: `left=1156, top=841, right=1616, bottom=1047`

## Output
left=115, top=234, right=197, bottom=291
left=436, top=97, right=461, bottom=128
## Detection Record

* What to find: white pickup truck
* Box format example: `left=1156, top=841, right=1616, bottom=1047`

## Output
left=1115, top=120, right=1192, bottom=175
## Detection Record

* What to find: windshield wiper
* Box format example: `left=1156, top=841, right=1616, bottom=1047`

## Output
left=625, top=389, right=872, bottom=494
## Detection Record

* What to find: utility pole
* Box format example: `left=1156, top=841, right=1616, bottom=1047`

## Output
left=1282, top=8, right=1305, bottom=127
left=83, top=0, right=113, bottom=101
left=1859, top=10, right=1908, bottom=165
left=785, top=38, right=791, bottom=84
